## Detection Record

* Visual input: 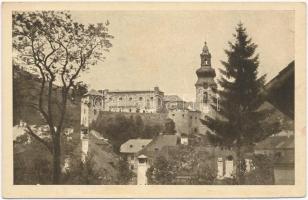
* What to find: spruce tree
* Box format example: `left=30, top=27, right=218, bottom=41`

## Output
left=202, top=23, right=276, bottom=183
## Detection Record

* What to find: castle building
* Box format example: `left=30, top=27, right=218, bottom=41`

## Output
left=81, top=87, right=164, bottom=127
left=80, top=42, right=218, bottom=135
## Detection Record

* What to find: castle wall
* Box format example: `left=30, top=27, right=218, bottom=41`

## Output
left=168, top=110, right=201, bottom=135
left=95, top=111, right=168, bottom=127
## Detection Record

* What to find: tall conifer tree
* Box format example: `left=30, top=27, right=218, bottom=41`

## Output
left=202, top=23, right=277, bottom=183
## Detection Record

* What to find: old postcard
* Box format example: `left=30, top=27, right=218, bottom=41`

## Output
left=2, top=2, right=306, bottom=198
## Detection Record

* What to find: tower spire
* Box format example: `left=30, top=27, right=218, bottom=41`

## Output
left=202, top=41, right=210, bottom=55
left=195, top=41, right=216, bottom=88
left=200, top=41, right=211, bottom=67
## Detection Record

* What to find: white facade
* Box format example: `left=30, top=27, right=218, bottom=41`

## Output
left=81, top=135, right=89, bottom=163
left=137, top=155, right=149, bottom=185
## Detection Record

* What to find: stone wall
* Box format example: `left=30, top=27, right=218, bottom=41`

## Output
left=94, top=111, right=169, bottom=127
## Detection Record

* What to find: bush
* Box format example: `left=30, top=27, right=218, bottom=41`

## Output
left=146, top=156, right=177, bottom=185
left=244, top=154, right=274, bottom=185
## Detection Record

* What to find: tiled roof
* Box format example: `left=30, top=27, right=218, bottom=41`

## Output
left=164, top=95, right=183, bottom=102
left=84, top=89, right=102, bottom=96
left=138, top=134, right=179, bottom=158
left=255, top=135, right=294, bottom=150
left=120, top=139, right=152, bottom=154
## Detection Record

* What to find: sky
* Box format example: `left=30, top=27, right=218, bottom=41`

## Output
left=72, top=10, right=294, bottom=101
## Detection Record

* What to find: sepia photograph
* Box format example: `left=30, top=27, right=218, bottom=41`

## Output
left=2, top=2, right=306, bottom=198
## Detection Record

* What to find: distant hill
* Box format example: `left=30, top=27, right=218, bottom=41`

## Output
left=13, top=65, right=84, bottom=129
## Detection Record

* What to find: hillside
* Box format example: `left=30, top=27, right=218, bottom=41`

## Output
left=13, top=65, right=83, bottom=128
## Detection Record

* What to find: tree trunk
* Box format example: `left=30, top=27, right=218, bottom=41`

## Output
left=236, top=145, right=246, bottom=185
left=235, top=145, right=244, bottom=184
left=52, top=133, right=61, bottom=184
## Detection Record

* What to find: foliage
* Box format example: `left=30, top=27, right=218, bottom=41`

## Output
left=72, top=82, right=88, bottom=100
left=190, top=164, right=216, bottom=185
left=91, top=113, right=161, bottom=152
left=162, top=118, right=176, bottom=134
left=14, top=137, right=53, bottom=184
left=146, top=156, right=177, bottom=185
left=116, top=158, right=134, bottom=184
left=169, top=145, right=216, bottom=185
left=244, top=154, right=274, bottom=185
left=201, top=23, right=279, bottom=183
left=62, top=154, right=109, bottom=184
left=13, top=11, right=113, bottom=183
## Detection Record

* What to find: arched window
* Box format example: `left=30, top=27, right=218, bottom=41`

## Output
left=203, top=92, right=208, bottom=103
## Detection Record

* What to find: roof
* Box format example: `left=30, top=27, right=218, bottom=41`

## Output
left=263, top=61, right=294, bottom=119
left=90, top=130, right=108, bottom=140
left=138, top=154, right=148, bottom=159
left=255, top=135, right=294, bottom=150
left=13, top=126, right=26, bottom=141
left=108, top=90, right=156, bottom=94
left=87, top=136, right=120, bottom=180
left=84, top=89, right=102, bottom=96
left=164, top=95, right=184, bottom=102
left=258, top=101, right=294, bottom=130
left=120, top=139, right=152, bottom=154
left=138, top=134, right=179, bottom=158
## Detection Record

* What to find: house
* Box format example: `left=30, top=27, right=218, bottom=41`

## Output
left=180, top=133, right=189, bottom=145
left=120, top=139, right=152, bottom=170
left=254, top=133, right=294, bottom=184
left=138, top=134, right=180, bottom=164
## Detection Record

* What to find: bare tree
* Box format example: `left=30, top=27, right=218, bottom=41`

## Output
left=13, top=11, right=113, bottom=184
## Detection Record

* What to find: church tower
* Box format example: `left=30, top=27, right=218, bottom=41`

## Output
left=195, top=42, right=217, bottom=116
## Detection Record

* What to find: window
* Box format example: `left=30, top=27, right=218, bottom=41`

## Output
left=130, top=165, right=134, bottom=170
left=93, top=109, right=97, bottom=115
left=129, top=97, right=133, bottom=101
left=130, top=144, right=133, bottom=148
left=150, top=97, right=154, bottom=100
left=109, top=97, right=112, bottom=101
left=139, top=97, right=143, bottom=101
left=154, top=147, right=159, bottom=151
left=203, top=92, right=208, bottom=103
left=172, top=114, right=175, bottom=117
left=119, top=97, right=122, bottom=101
left=129, top=109, right=132, bottom=112
left=182, top=114, right=185, bottom=117
left=142, top=145, right=145, bottom=148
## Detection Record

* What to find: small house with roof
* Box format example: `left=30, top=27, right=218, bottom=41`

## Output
left=120, top=139, right=152, bottom=170
left=254, top=133, right=294, bottom=184
left=137, top=134, right=180, bottom=164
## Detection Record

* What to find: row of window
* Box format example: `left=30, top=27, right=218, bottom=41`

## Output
left=171, top=113, right=199, bottom=120
left=109, top=96, right=154, bottom=101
